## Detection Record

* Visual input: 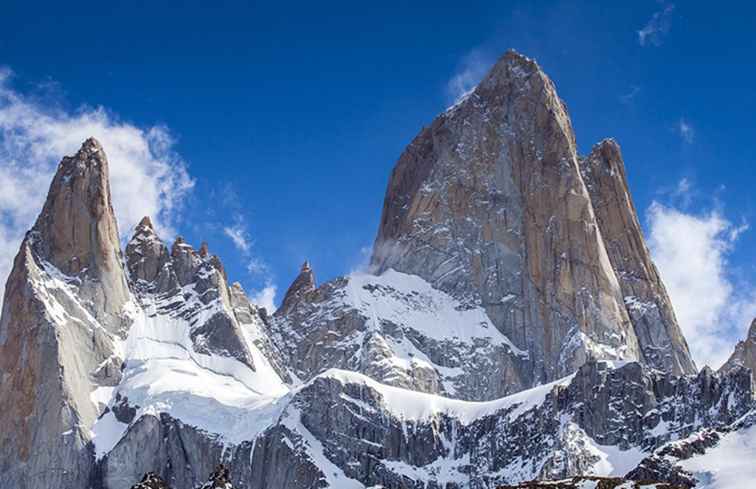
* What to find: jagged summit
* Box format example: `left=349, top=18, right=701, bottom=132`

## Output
left=581, top=139, right=696, bottom=375
left=276, top=259, right=316, bottom=316
left=721, top=318, right=756, bottom=387
left=32, top=137, right=130, bottom=320
left=137, top=215, right=155, bottom=230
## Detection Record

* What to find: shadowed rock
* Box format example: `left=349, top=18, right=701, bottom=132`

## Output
left=580, top=139, right=696, bottom=375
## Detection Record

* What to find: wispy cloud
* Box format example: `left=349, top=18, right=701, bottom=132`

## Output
left=221, top=213, right=276, bottom=309
left=677, top=117, right=695, bottom=143
left=223, top=223, right=251, bottom=253
left=638, top=2, right=675, bottom=47
left=620, top=86, right=641, bottom=105
left=446, top=49, right=494, bottom=104
left=647, top=180, right=755, bottom=368
left=0, top=67, right=194, bottom=300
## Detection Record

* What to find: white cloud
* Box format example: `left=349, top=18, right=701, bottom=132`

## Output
left=223, top=224, right=251, bottom=253
left=0, top=68, right=194, bottom=299
left=446, top=50, right=493, bottom=104
left=221, top=213, right=275, bottom=308
left=648, top=199, right=756, bottom=368
left=638, top=3, right=675, bottom=47
left=250, top=284, right=277, bottom=313
left=677, top=118, right=695, bottom=143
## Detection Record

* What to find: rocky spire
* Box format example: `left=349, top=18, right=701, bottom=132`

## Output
left=721, top=319, right=756, bottom=386
left=30, top=137, right=129, bottom=321
left=126, top=215, right=171, bottom=286
left=580, top=139, right=696, bottom=375
left=0, top=138, right=132, bottom=489
left=369, top=49, right=641, bottom=386
left=276, top=260, right=316, bottom=316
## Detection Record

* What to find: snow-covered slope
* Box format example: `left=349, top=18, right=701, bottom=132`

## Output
left=270, top=267, right=532, bottom=401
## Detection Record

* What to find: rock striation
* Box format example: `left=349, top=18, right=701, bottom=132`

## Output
left=580, top=140, right=695, bottom=376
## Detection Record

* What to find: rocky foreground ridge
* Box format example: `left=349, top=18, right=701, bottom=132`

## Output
left=0, top=50, right=753, bottom=489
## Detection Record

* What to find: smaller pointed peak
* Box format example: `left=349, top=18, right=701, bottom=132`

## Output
left=199, top=242, right=209, bottom=258
left=171, top=236, right=193, bottom=256
left=476, top=49, right=545, bottom=95
left=276, top=260, right=317, bottom=316
left=591, top=138, right=622, bottom=158
left=503, top=48, right=535, bottom=65
left=81, top=137, right=104, bottom=152
left=748, top=318, right=756, bottom=339
left=138, top=216, right=154, bottom=230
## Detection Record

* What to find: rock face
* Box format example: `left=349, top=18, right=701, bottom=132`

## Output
left=580, top=140, right=695, bottom=376
left=720, top=319, right=756, bottom=387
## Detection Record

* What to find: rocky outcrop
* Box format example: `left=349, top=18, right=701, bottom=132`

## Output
left=276, top=261, right=316, bottom=316
left=720, top=318, right=756, bottom=387
left=498, top=477, right=684, bottom=489
left=130, top=472, right=171, bottom=489
left=369, top=50, right=646, bottom=390
left=580, top=140, right=696, bottom=376
left=125, top=216, right=173, bottom=289
left=125, top=225, right=257, bottom=370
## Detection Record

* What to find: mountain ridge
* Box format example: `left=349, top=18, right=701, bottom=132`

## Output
left=0, top=50, right=751, bottom=489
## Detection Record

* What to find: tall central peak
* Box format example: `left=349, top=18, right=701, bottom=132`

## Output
left=370, top=49, right=644, bottom=384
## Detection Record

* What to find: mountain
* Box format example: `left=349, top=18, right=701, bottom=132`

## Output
left=270, top=50, right=694, bottom=402
left=0, top=51, right=751, bottom=489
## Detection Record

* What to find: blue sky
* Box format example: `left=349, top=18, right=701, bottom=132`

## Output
left=1, top=1, right=754, bottom=367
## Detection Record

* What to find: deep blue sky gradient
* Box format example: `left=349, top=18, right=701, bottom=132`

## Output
left=1, top=0, right=754, bottom=300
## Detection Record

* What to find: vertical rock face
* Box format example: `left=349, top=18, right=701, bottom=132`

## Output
left=31, top=137, right=130, bottom=329
left=371, top=51, right=641, bottom=384
left=721, top=319, right=756, bottom=386
left=580, top=139, right=696, bottom=375
left=0, top=138, right=130, bottom=489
